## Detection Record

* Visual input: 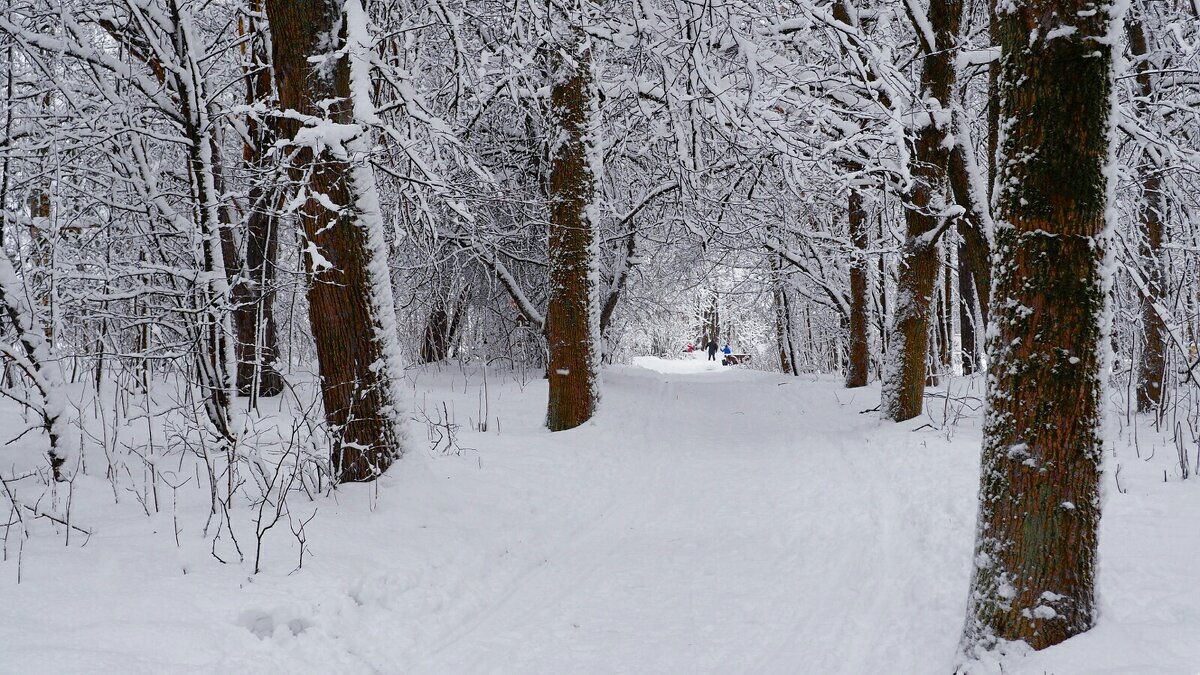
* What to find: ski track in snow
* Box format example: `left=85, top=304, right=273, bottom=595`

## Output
left=1, top=357, right=1196, bottom=674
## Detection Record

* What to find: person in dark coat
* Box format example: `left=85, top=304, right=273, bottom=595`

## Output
left=706, top=339, right=719, bottom=361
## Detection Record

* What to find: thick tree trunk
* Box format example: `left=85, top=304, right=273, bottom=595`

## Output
left=267, top=0, right=406, bottom=481
left=545, top=4, right=601, bottom=432
left=959, top=0, right=1117, bottom=659
left=1128, top=8, right=1168, bottom=414
left=846, top=185, right=869, bottom=387
left=881, top=0, right=962, bottom=421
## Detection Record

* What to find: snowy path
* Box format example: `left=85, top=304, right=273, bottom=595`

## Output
left=402, top=361, right=979, bottom=673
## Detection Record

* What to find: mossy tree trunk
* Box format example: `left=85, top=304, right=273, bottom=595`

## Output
left=545, top=2, right=601, bottom=432
left=959, top=0, right=1118, bottom=659
left=267, top=0, right=406, bottom=481
left=881, top=0, right=963, bottom=421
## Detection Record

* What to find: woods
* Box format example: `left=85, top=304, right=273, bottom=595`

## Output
left=1, top=0, right=1199, bottom=671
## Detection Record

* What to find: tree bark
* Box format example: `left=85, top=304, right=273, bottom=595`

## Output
left=421, top=288, right=469, bottom=365
left=1127, top=5, right=1168, bottom=414
left=545, top=3, right=601, bottom=432
left=959, top=0, right=1117, bottom=658
left=846, top=184, right=870, bottom=387
left=881, top=0, right=962, bottom=421
left=771, top=255, right=797, bottom=376
left=267, top=0, right=407, bottom=481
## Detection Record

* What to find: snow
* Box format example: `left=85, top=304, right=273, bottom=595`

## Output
left=631, top=353, right=729, bottom=374
left=1, top=365, right=1197, bottom=674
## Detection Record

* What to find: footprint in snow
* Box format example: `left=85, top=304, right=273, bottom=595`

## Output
left=238, top=609, right=312, bottom=640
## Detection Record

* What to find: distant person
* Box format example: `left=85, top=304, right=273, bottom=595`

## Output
left=686, top=343, right=694, bottom=353
left=722, top=344, right=732, bottom=356
left=707, top=340, right=718, bottom=361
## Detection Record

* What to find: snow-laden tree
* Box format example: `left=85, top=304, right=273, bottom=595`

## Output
left=265, top=0, right=409, bottom=481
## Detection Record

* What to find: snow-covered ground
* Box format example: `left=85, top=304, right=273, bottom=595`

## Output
left=1, top=355, right=1196, bottom=674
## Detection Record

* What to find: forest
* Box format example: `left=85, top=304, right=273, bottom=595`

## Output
left=1, top=0, right=1198, bottom=673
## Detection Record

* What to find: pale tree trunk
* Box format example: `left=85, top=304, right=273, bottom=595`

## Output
left=959, top=0, right=1119, bottom=660
left=28, top=91, right=52, bottom=342
left=545, top=0, right=601, bottom=432
left=0, top=250, right=73, bottom=480
left=1128, top=4, right=1168, bottom=415
left=947, top=233, right=963, bottom=377
left=947, top=104, right=993, bottom=375
left=267, top=0, right=407, bottom=481
left=881, top=0, right=963, bottom=421
left=167, top=0, right=237, bottom=449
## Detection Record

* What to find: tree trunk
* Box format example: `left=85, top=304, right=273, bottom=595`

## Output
left=1134, top=160, right=1167, bottom=415
left=947, top=126, right=992, bottom=324
left=236, top=4, right=284, bottom=398
left=959, top=0, right=1116, bottom=659
left=846, top=184, right=869, bottom=387
left=420, top=304, right=452, bottom=363
left=947, top=234, right=963, bottom=377
left=771, top=255, right=797, bottom=375
left=957, top=227, right=982, bottom=374
left=1128, top=6, right=1168, bottom=414
left=0, top=249, right=73, bottom=480
left=881, top=0, right=962, bottom=421
left=545, top=3, right=601, bottom=432
left=267, top=0, right=407, bottom=481
left=167, top=0, right=236, bottom=449
left=28, top=91, right=53, bottom=342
